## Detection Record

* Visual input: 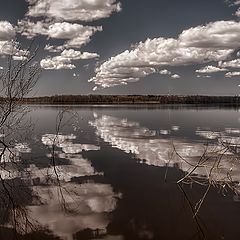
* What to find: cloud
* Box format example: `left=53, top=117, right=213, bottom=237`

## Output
left=18, top=20, right=102, bottom=49
left=171, top=74, right=180, bottom=79
left=0, top=40, right=15, bottom=55
left=0, top=21, right=15, bottom=41
left=41, top=133, right=76, bottom=147
left=12, top=55, right=27, bottom=61
left=26, top=0, right=122, bottom=22
left=41, top=133, right=100, bottom=153
left=44, top=44, right=63, bottom=53
left=19, top=1, right=116, bottom=70
left=225, top=71, right=240, bottom=77
left=232, top=0, right=240, bottom=5
left=172, top=126, right=180, bottom=131
left=14, top=143, right=31, bottom=153
left=40, top=56, right=76, bottom=70
left=196, top=75, right=211, bottom=78
left=179, top=21, right=240, bottom=49
left=90, top=20, right=240, bottom=89
left=17, top=20, right=49, bottom=39
left=61, top=49, right=99, bottom=60
left=159, top=69, right=171, bottom=75
left=0, top=21, right=25, bottom=57
left=29, top=183, right=118, bottom=240
left=62, top=144, right=100, bottom=154
left=228, top=0, right=240, bottom=16
left=20, top=132, right=119, bottom=240
left=236, top=9, right=240, bottom=16
left=196, top=65, right=228, bottom=73
left=196, top=130, right=220, bottom=139
left=89, top=114, right=240, bottom=193
left=219, top=59, right=240, bottom=68
left=73, top=72, right=81, bottom=78
left=47, top=23, right=102, bottom=48
left=90, top=65, right=156, bottom=89
left=0, top=143, right=31, bottom=164
left=0, top=40, right=29, bottom=60
left=41, top=49, right=99, bottom=70
left=92, top=86, right=98, bottom=91
left=227, top=0, right=240, bottom=16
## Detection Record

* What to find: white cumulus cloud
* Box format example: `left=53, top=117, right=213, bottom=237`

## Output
left=219, top=59, right=240, bottom=68
left=225, top=71, right=240, bottom=77
left=231, top=0, right=240, bottom=5
left=196, top=75, right=211, bottom=78
left=90, top=20, right=240, bottom=89
left=179, top=21, right=240, bottom=49
left=47, top=22, right=102, bottom=48
left=0, top=40, right=29, bottom=59
left=44, top=44, right=64, bottom=53
left=18, top=20, right=102, bottom=49
left=0, top=40, right=16, bottom=55
left=41, top=49, right=99, bottom=70
left=26, top=0, right=122, bottom=22
left=196, top=65, right=228, bottom=73
left=17, top=20, right=49, bottom=39
left=236, top=9, right=240, bottom=16
left=226, top=0, right=240, bottom=16
left=159, top=69, right=171, bottom=75
left=171, top=74, right=180, bottom=79
left=40, top=56, right=76, bottom=70
left=0, top=21, right=25, bottom=57
left=61, top=49, right=99, bottom=60
left=0, top=21, right=16, bottom=41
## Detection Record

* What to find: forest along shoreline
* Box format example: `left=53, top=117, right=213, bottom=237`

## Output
left=13, top=95, right=240, bottom=105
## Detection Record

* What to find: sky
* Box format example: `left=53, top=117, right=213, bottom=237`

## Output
left=0, top=0, right=240, bottom=96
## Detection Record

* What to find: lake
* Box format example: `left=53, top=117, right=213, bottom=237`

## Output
left=0, top=105, right=240, bottom=240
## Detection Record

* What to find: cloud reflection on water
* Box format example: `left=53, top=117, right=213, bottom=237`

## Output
left=42, top=133, right=100, bottom=153
left=21, top=133, right=120, bottom=240
left=0, top=132, right=120, bottom=240
left=29, top=183, right=118, bottom=240
left=89, top=114, right=240, bottom=186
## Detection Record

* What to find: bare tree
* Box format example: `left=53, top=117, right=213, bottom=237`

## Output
left=0, top=45, right=41, bottom=235
left=172, top=134, right=240, bottom=237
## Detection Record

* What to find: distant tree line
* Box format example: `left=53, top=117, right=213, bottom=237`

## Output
left=17, top=95, right=240, bottom=105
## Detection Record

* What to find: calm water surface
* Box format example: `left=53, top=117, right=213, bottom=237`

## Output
left=1, top=105, right=240, bottom=240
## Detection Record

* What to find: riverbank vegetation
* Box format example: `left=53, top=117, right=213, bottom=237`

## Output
left=21, top=95, right=240, bottom=105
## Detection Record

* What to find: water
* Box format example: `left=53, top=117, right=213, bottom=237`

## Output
left=0, top=105, right=240, bottom=240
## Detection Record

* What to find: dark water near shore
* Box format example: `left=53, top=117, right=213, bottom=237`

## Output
left=1, top=105, right=240, bottom=240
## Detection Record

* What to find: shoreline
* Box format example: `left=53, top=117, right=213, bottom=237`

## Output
left=1, top=95, right=240, bottom=105
left=22, top=95, right=240, bottom=105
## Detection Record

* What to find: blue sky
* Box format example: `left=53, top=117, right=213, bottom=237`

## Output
left=0, top=0, right=240, bottom=96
